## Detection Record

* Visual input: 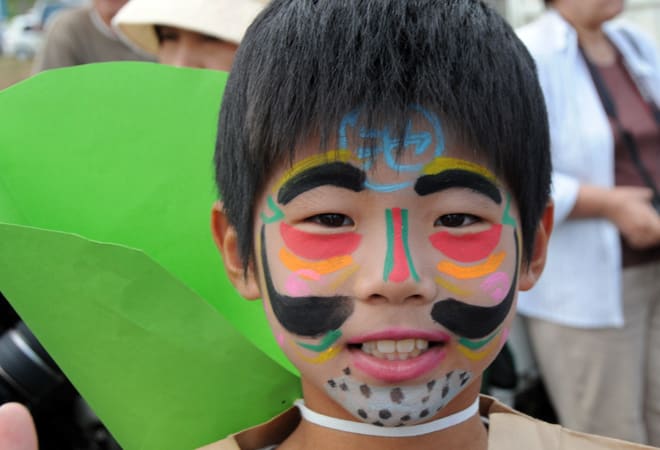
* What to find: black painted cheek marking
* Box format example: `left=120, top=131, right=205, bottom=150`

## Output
left=414, top=169, right=502, bottom=205
left=261, top=226, right=354, bottom=338
left=277, top=162, right=366, bottom=205
left=430, top=229, right=519, bottom=339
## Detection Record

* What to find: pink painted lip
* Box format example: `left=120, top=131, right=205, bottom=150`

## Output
left=347, top=329, right=451, bottom=384
left=350, top=346, right=448, bottom=383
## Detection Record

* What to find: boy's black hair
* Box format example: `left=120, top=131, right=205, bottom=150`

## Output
left=215, top=0, right=551, bottom=271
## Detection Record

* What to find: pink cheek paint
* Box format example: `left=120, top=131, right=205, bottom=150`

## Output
left=280, top=222, right=361, bottom=260
left=285, top=274, right=313, bottom=297
left=276, top=333, right=286, bottom=348
left=430, top=224, right=502, bottom=263
left=481, top=272, right=510, bottom=303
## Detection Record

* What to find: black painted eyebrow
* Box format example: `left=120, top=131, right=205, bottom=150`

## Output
left=277, top=162, right=366, bottom=205
left=414, top=169, right=502, bottom=205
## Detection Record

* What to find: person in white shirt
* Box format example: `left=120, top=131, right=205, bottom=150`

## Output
left=517, top=0, right=660, bottom=445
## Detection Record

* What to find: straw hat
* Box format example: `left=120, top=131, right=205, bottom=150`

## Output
left=112, top=0, right=266, bottom=55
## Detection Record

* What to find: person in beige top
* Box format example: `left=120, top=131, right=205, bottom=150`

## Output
left=112, top=0, right=265, bottom=71
left=32, top=0, right=154, bottom=73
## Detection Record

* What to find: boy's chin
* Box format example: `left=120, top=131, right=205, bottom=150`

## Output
left=301, top=366, right=475, bottom=427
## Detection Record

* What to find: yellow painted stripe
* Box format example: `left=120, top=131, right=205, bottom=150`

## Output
left=458, top=332, right=503, bottom=361
left=294, top=342, right=342, bottom=364
left=422, top=157, right=497, bottom=181
left=435, top=276, right=473, bottom=297
left=274, top=149, right=357, bottom=192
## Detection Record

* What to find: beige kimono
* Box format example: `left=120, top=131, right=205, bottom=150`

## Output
left=199, top=396, right=658, bottom=450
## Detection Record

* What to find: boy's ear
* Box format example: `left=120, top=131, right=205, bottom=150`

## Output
left=518, top=202, right=554, bottom=291
left=211, top=201, right=261, bottom=300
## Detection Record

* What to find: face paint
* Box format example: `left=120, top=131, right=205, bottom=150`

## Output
left=261, top=196, right=285, bottom=224
left=437, top=251, right=506, bottom=279
left=298, top=330, right=343, bottom=353
left=278, top=161, right=366, bottom=205
left=262, top=227, right=355, bottom=338
left=338, top=106, right=445, bottom=192
left=326, top=368, right=472, bottom=426
left=431, top=229, right=519, bottom=340
left=480, top=272, right=510, bottom=303
left=430, top=224, right=502, bottom=263
left=294, top=331, right=343, bottom=365
left=280, top=222, right=362, bottom=260
left=434, top=276, right=473, bottom=297
left=274, top=150, right=357, bottom=193
left=383, top=208, right=420, bottom=282
left=280, top=247, right=353, bottom=275
left=415, top=169, right=502, bottom=205
left=457, top=333, right=502, bottom=361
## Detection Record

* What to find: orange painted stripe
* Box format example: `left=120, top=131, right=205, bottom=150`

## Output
left=437, top=251, right=506, bottom=279
left=280, top=247, right=353, bottom=275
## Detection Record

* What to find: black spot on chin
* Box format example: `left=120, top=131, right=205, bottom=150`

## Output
left=340, top=382, right=349, bottom=391
left=373, top=421, right=384, bottom=427
left=360, top=384, right=372, bottom=398
left=328, top=380, right=337, bottom=388
left=390, top=388, right=404, bottom=404
left=343, top=367, right=351, bottom=375
left=357, top=409, right=368, bottom=419
left=401, top=415, right=411, bottom=421
left=427, top=380, right=436, bottom=392
left=379, top=410, right=392, bottom=420
left=420, top=409, right=430, bottom=418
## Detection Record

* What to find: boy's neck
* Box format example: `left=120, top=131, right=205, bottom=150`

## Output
left=280, top=380, right=488, bottom=450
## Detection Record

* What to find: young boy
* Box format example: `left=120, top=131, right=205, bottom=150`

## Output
left=203, top=0, right=660, bottom=449
left=205, top=0, right=556, bottom=448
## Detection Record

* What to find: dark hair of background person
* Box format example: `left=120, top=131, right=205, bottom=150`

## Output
left=214, top=0, right=551, bottom=272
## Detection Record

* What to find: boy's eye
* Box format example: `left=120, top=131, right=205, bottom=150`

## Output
left=306, top=213, right=354, bottom=228
left=434, top=213, right=480, bottom=228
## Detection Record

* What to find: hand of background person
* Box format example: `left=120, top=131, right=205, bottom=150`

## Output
left=605, top=186, right=660, bottom=249
left=0, top=403, right=38, bottom=450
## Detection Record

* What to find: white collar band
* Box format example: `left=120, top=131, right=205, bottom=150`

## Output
left=294, top=398, right=479, bottom=438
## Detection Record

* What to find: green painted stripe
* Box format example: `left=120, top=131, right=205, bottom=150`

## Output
left=383, top=209, right=395, bottom=281
left=260, top=196, right=285, bottom=224
left=297, top=330, right=343, bottom=352
left=458, top=331, right=498, bottom=351
left=401, top=209, right=420, bottom=282
left=502, top=194, right=516, bottom=227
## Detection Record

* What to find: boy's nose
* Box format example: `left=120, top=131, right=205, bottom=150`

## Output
left=353, top=208, right=438, bottom=304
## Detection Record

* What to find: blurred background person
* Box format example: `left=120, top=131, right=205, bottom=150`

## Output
left=32, top=0, right=154, bottom=73
left=517, top=0, right=660, bottom=445
left=112, top=0, right=265, bottom=71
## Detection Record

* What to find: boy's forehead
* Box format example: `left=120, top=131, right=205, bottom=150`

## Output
left=270, top=109, right=496, bottom=191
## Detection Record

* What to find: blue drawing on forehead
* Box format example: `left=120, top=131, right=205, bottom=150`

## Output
left=338, top=105, right=445, bottom=193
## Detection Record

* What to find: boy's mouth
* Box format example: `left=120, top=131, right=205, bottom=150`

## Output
left=357, top=339, right=437, bottom=361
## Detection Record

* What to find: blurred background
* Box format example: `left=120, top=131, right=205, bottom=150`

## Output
left=2, top=0, right=660, bottom=90
left=0, top=0, right=87, bottom=88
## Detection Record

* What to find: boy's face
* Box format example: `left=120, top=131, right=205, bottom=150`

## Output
left=215, top=107, right=550, bottom=426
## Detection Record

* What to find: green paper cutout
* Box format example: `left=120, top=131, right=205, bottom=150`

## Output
left=0, top=62, right=300, bottom=449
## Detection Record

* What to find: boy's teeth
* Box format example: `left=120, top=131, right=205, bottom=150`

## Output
left=361, top=339, right=431, bottom=360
